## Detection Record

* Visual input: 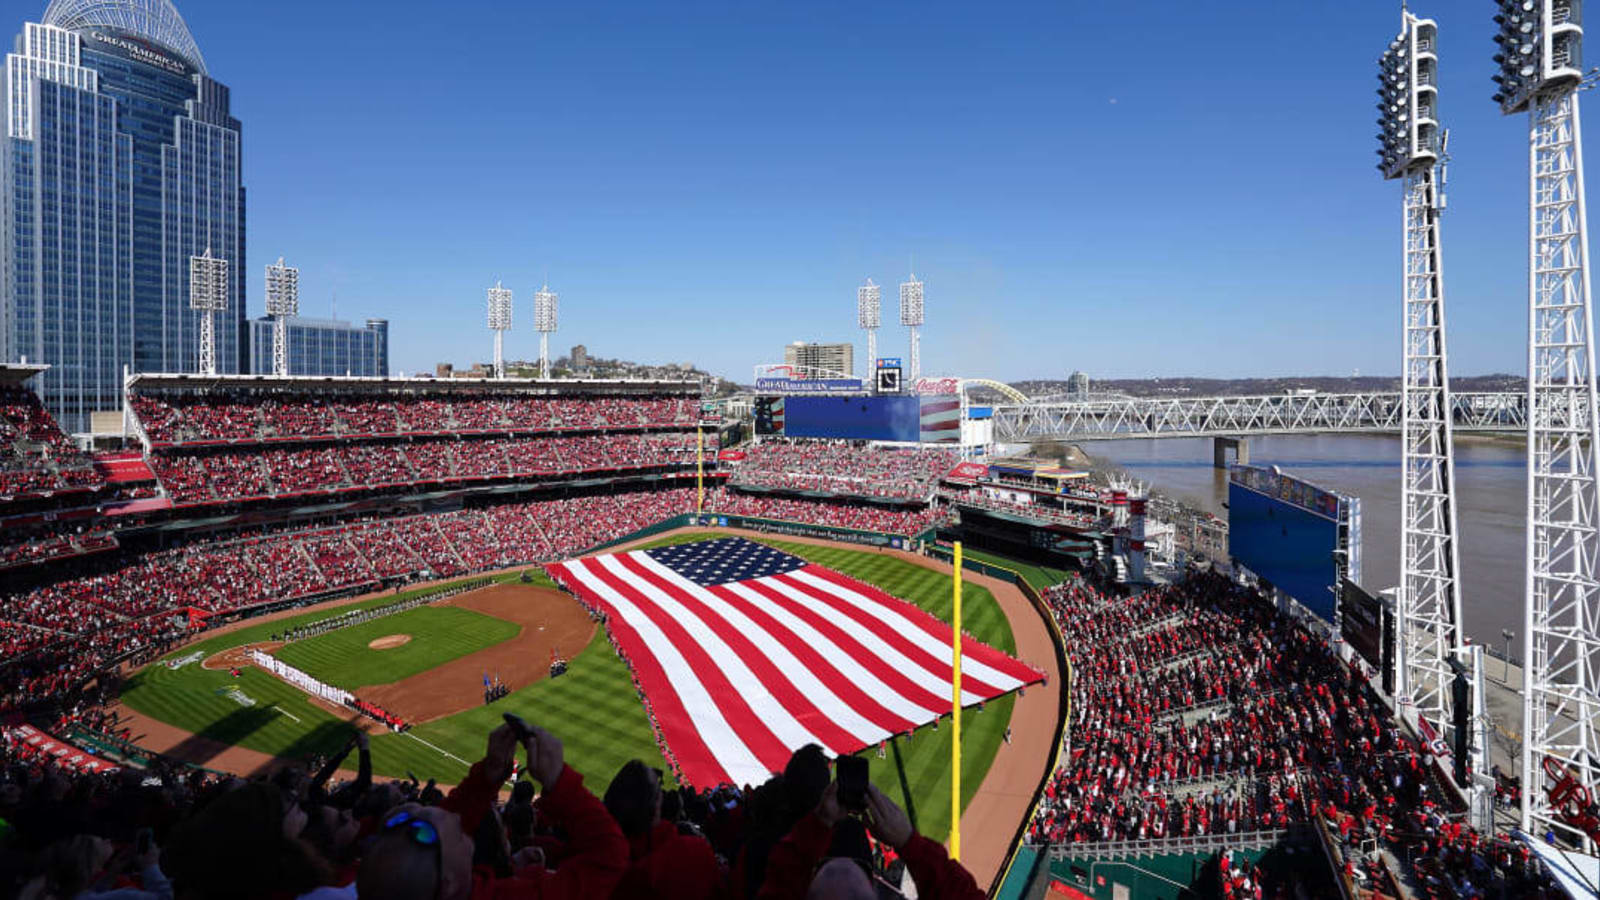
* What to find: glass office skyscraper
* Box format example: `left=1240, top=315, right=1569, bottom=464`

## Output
left=247, top=317, right=389, bottom=379
left=3, top=0, right=243, bottom=432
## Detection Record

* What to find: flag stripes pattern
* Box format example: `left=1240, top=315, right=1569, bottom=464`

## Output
left=546, top=538, right=1043, bottom=787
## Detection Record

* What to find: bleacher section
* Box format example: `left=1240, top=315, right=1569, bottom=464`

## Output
left=707, top=487, right=949, bottom=536
left=127, top=381, right=708, bottom=508
left=1027, top=570, right=1552, bottom=898
left=725, top=438, right=956, bottom=501
left=131, top=389, right=700, bottom=445
left=0, top=382, right=100, bottom=502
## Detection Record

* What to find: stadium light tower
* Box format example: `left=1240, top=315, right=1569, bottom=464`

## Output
left=1491, top=0, right=1600, bottom=845
left=1376, top=9, right=1468, bottom=776
left=899, top=273, right=924, bottom=383
left=487, top=281, right=513, bottom=379
left=188, top=249, right=228, bottom=376
left=858, top=279, right=881, bottom=378
left=534, top=283, right=558, bottom=380
left=265, top=257, right=300, bottom=377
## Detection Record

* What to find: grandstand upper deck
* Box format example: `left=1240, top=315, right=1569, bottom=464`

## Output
left=0, top=365, right=101, bottom=505
left=127, top=372, right=706, bottom=448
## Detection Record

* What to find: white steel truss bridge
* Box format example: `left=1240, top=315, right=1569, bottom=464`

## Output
left=990, top=391, right=1527, bottom=443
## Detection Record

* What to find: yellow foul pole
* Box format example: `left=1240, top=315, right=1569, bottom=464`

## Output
left=950, top=540, right=963, bottom=859
left=696, top=426, right=705, bottom=518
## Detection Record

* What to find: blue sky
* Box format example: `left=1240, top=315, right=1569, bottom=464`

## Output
left=158, top=1, right=1535, bottom=381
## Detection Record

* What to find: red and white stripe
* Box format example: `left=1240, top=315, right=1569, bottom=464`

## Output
left=547, top=550, right=1044, bottom=788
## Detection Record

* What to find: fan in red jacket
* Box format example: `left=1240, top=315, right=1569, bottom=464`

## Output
left=758, top=782, right=984, bottom=900
left=603, top=759, right=724, bottom=900
left=357, top=721, right=629, bottom=900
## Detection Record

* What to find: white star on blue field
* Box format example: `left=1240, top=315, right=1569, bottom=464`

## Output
left=645, top=538, right=807, bottom=587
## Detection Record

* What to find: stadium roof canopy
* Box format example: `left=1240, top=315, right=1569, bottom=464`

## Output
left=0, top=363, right=49, bottom=388
left=42, top=0, right=208, bottom=73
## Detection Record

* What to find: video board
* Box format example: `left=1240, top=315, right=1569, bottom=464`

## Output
left=1340, top=578, right=1394, bottom=694
left=1227, top=465, right=1361, bottom=624
left=781, top=396, right=922, bottom=441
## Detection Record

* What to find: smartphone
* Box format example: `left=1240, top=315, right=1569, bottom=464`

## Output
left=502, top=712, right=533, bottom=741
left=836, top=755, right=868, bottom=812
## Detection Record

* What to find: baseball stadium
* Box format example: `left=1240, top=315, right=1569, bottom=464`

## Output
left=4, top=362, right=1556, bottom=900
left=1, top=1, right=1587, bottom=899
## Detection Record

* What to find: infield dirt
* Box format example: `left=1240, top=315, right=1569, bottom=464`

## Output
left=354, top=582, right=595, bottom=723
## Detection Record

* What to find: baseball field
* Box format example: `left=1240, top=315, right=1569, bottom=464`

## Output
left=116, top=531, right=1023, bottom=844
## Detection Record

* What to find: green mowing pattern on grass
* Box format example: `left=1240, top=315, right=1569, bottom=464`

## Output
left=377, top=627, right=668, bottom=790
left=958, top=547, right=1075, bottom=592
left=123, top=536, right=1033, bottom=844
left=274, top=607, right=519, bottom=690
left=631, top=531, right=1025, bottom=841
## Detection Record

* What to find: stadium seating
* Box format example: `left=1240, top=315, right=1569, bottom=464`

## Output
left=130, top=389, right=701, bottom=445
left=1026, top=569, right=1545, bottom=898
left=725, top=438, right=957, bottom=501
left=707, top=487, right=949, bottom=535
left=0, top=385, right=101, bottom=502
left=146, top=432, right=707, bottom=506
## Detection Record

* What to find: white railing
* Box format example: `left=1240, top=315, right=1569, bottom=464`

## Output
left=992, top=391, right=1526, bottom=442
left=1034, top=828, right=1291, bottom=861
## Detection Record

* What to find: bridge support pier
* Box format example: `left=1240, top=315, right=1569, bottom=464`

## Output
left=1213, top=436, right=1249, bottom=470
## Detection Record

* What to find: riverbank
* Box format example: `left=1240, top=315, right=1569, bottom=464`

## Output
left=1078, top=433, right=1526, bottom=647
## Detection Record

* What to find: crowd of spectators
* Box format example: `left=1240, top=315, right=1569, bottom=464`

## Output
left=131, top=389, right=702, bottom=445
left=0, top=525, right=117, bottom=570
left=147, top=433, right=706, bottom=505
left=0, top=711, right=987, bottom=900
left=0, top=385, right=100, bottom=502
left=726, top=439, right=957, bottom=501
left=708, top=488, right=950, bottom=536
left=1, top=473, right=952, bottom=729
left=1028, top=568, right=1558, bottom=898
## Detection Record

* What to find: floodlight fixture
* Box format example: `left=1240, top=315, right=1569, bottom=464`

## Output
left=1491, top=0, right=1583, bottom=114
left=899, top=274, right=924, bottom=382
left=487, top=281, right=513, bottom=378
left=189, top=249, right=228, bottom=376
left=534, top=284, right=558, bottom=380
left=264, top=257, right=299, bottom=317
left=265, top=257, right=300, bottom=377
left=858, top=279, right=881, bottom=378
left=1376, top=13, right=1441, bottom=180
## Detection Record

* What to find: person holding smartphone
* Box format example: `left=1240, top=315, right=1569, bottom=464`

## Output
left=758, top=757, right=985, bottom=900
left=356, top=719, right=627, bottom=900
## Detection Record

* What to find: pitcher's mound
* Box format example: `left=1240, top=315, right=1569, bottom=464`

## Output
left=368, top=634, right=412, bottom=650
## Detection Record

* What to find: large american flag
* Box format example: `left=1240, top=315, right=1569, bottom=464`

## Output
left=546, top=537, right=1044, bottom=787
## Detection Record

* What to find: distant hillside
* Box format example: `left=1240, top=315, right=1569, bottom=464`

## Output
left=1009, top=374, right=1524, bottom=399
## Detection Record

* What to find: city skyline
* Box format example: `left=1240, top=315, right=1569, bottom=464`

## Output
left=4, top=0, right=244, bottom=430
left=7, top=2, right=1557, bottom=385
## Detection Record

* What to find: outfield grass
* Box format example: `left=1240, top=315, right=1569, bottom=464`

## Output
left=634, top=532, right=1022, bottom=840
left=958, top=547, right=1076, bottom=592
left=275, top=607, right=518, bottom=689
left=122, top=536, right=1037, bottom=842
left=381, top=626, right=668, bottom=789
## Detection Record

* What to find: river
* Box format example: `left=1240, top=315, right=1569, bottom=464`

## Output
left=1085, top=434, right=1526, bottom=649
